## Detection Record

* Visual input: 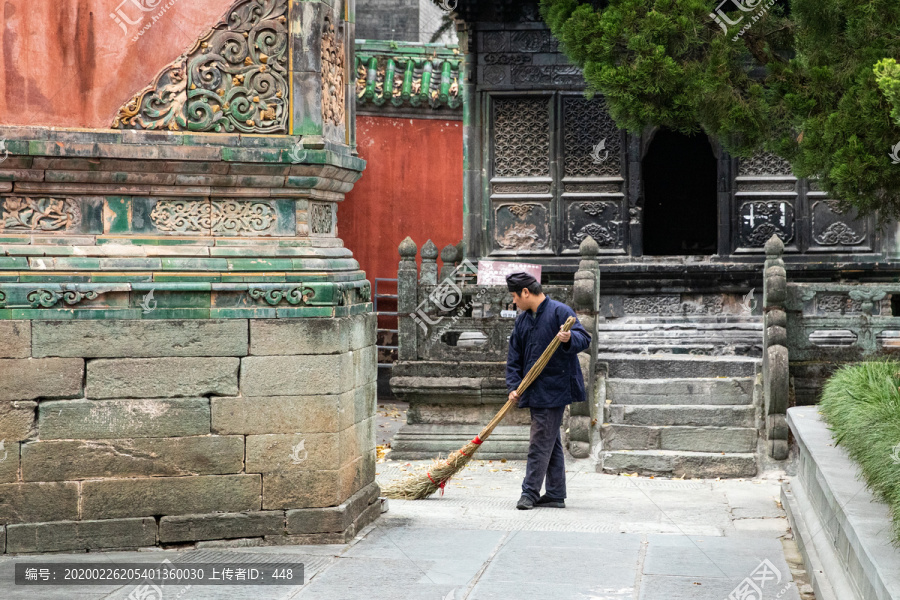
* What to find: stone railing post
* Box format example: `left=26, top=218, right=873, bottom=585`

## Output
left=419, top=239, right=438, bottom=285
left=439, top=243, right=460, bottom=282
left=567, top=237, right=601, bottom=458
left=763, top=234, right=789, bottom=460
left=398, top=237, right=419, bottom=361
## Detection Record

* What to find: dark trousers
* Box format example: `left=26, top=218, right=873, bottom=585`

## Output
left=521, top=406, right=567, bottom=501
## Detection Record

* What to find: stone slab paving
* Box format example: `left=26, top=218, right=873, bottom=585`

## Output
left=0, top=455, right=812, bottom=599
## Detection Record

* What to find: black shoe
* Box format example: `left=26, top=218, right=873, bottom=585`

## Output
left=535, top=495, right=565, bottom=508
left=516, top=494, right=535, bottom=510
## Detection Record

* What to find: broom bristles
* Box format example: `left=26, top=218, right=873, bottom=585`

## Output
left=382, top=317, right=577, bottom=500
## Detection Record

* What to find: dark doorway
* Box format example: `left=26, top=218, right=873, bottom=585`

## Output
left=642, top=129, right=718, bottom=255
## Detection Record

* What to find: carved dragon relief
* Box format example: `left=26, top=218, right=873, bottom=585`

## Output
left=112, top=0, right=289, bottom=133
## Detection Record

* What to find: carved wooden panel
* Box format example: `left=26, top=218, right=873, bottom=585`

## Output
left=809, top=199, right=869, bottom=250
left=492, top=202, right=550, bottom=251
left=476, top=22, right=582, bottom=88
left=491, top=98, right=550, bottom=178
left=734, top=150, right=799, bottom=252
left=739, top=152, right=793, bottom=177
left=738, top=201, right=796, bottom=247
left=563, top=97, right=622, bottom=177
left=565, top=200, right=622, bottom=249
left=492, top=183, right=551, bottom=194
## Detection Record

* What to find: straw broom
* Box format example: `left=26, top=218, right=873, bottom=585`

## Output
left=382, top=316, right=577, bottom=500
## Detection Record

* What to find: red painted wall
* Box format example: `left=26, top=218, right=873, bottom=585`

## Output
left=0, top=0, right=230, bottom=128
left=341, top=116, right=464, bottom=291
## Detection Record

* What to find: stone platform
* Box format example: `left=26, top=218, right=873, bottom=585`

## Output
left=783, top=406, right=900, bottom=600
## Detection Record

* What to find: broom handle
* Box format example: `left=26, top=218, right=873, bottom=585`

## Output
left=477, top=316, right=577, bottom=440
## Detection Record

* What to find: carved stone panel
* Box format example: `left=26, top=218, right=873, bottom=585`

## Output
left=322, top=17, right=346, bottom=127
left=1, top=197, right=81, bottom=231
left=491, top=98, right=550, bottom=178
left=310, top=202, right=335, bottom=235
left=810, top=199, right=868, bottom=248
left=814, top=293, right=878, bottom=315
left=563, top=97, right=622, bottom=177
left=565, top=200, right=622, bottom=249
left=149, top=199, right=279, bottom=235
left=623, top=295, right=727, bottom=315
left=113, top=0, right=289, bottom=133
left=493, top=202, right=550, bottom=251
left=739, top=201, right=795, bottom=247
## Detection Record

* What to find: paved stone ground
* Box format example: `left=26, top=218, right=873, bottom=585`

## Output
left=0, top=400, right=816, bottom=599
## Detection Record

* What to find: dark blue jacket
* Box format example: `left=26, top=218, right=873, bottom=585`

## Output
left=506, top=296, right=591, bottom=409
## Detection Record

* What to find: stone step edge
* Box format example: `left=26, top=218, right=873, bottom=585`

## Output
left=601, top=424, right=758, bottom=432
left=780, top=480, right=854, bottom=600
left=608, top=404, right=756, bottom=410
left=597, top=353, right=762, bottom=363
left=601, top=449, right=759, bottom=478
left=606, top=377, right=757, bottom=383
left=602, top=449, right=757, bottom=457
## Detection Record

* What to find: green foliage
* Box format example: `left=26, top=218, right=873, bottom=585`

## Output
left=875, top=59, right=900, bottom=126
left=819, top=360, right=900, bottom=545
left=540, top=0, right=900, bottom=223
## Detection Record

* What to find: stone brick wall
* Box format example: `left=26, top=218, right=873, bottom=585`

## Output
left=0, top=315, right=379, bottom=554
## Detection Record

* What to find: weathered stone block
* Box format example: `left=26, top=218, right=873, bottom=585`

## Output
left=82, top=474, right=261, bottom=520
left=85, top=358, right=239, bottom=398
left=38, top=399, right=211, bottom=440
left=0, top=359, right=84, bottom=401
left=0, top=525, right=5, bottom=553
left=159, top=511, right=285, bottom=543
left=0, top=482, right=78, bottom=524
left=32, top=320, right=249, bottom=358
left=340, top=449, right=376, bottom=500
left=250, top=318, right=350, bottom=355
left=246, top=433, right=342, bottom=473
left=240, top=354, right=353, bottom=396
left=260, top=469, right=342, bottom=510
left=6, top=518, right=157, bottom=553
left=285, top=480, right=380, bottom=534
left=338, top=417, right=376, bottom=466
left=0, top=441, right=19, bottom=483
left=352, top=345, right=377, bottom=389
left=349, top=314, right=377, bottom=351
left=211, top=393, right=352, bottom=435
left=22, top=436, right=243, bottom=481
left=352, top=382, right=377, bottom=426
left=0, top=322, right=30, bottom=358
left=0, top=402, right=36, bottom=442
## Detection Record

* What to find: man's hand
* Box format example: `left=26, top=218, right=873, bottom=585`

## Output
left=508, top=390, right=519, bottom=402
left=557, top=330, right=571, bottom=343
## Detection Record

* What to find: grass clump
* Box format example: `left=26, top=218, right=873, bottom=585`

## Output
left=819, top=359, right=900, bottom=545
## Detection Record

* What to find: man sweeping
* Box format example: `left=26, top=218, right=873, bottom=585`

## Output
left=505, top=272, right=591, bottom=510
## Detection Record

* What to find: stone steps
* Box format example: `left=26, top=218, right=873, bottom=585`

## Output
left=601, top=424, right=758, bottom=453
left=598, top=353, right=761, bottom=479
left=607, top=377, right=755, bottom=405
left=598, top=353, right=759, bottom=378
left=601, top=449, right=758, bottom=479
left=607, top=404, right=756, bottom=428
